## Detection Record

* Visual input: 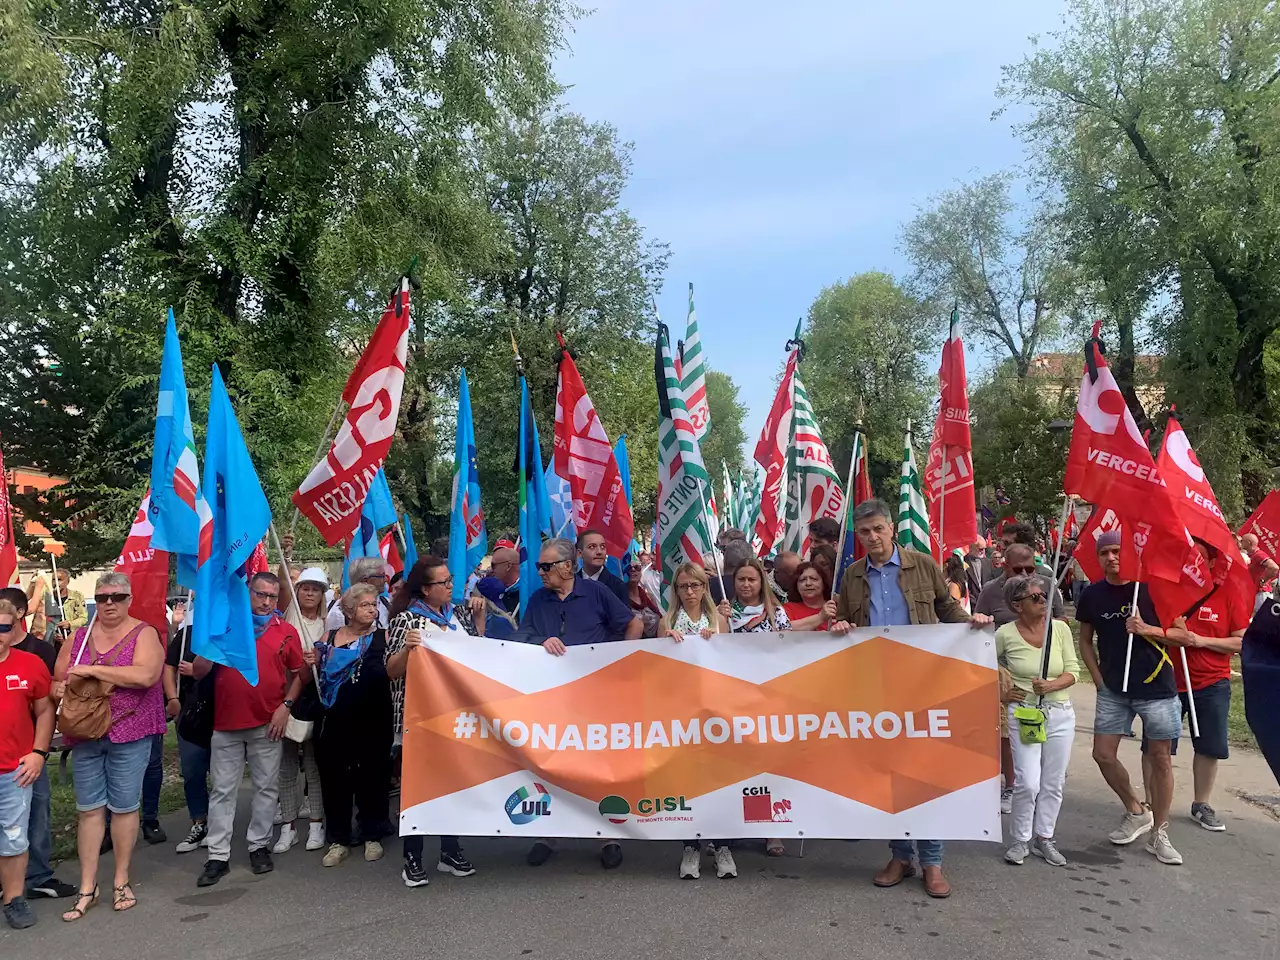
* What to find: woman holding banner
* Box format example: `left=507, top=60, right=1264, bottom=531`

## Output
left=996, top=575, right=1079, bottom=867
left=303, top=584, right=393, bottom=871
left=386, top=557, right=484, bottom=887
left=782, top=562, right=836, bottom=631
left=720, top=558, right=791, bottom=634
left=661, top=563, right=728, bottom=640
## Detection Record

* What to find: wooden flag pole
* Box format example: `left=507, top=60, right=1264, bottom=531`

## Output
left=288, top=394, right=348, bottom=539
left=269, top=520, right=321, bottom=690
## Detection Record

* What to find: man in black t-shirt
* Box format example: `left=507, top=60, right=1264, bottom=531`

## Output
left=1075, top=532, right=1183, bottom=866
left=0, top=588, right=74, bottom=902
left=164, top=626, right=212, bottom=854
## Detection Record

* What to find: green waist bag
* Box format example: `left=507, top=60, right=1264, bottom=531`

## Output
left=1014, top=705, right=1047, bottom=744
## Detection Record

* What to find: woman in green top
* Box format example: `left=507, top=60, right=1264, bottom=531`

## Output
left=995, top=574, right=1080, bottom=867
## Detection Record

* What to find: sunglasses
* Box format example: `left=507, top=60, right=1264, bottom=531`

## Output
left=1008, top=565, right=1036, bottom=575
left=536, top=560, right=568, bottom=573
left=94, top=593, right=131, bottom=605
left=1016, top=593, right=1048, bottom=604
left=0, top=624, right=12, bottom=634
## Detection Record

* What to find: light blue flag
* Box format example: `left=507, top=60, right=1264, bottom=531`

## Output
left=545, top=460, right=575, bottom=540
left=517, top=376, right=554, bottom=614
left=365, top=468, right=399, bottom=531
left=401, top=513, right=419, bottom=572
left=449, top=370, right=487, bottom=603
left=150, top=309, right=206, bottom=580
left=342, top=504, right=381, bottom=591
left=192, top=366, right=272, bottom=686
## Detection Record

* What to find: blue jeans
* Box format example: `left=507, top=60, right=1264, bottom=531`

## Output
left=24, top=766, right=53, bottom=886
left=889, top=839, right=944, bottom=868
left=141, top=733, right=164, bottom=822
left=177, top=733, right=211, bottom=822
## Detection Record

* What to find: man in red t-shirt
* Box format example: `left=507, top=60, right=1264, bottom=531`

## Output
left=192, top=573, right=303, bottom=888
left=0, top=598, right=55, bottom=930
left=1241, top=533, right=1278, bottom=610
left=1163, top=561, right=1250, bottom=834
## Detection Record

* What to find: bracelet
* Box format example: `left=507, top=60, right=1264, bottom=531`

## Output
left=168, top=697, right=180, bottom=704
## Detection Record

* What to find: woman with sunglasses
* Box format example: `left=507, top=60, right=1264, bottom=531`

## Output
left=386, top=556, right=486, bottom=887
left=996, top=574, right=1080, bottom=867
left=50, top=573, right=165, bottom=921
left=303, top=583, right=393, bottom=870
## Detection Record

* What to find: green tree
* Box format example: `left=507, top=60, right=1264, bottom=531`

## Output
left=1002, top=0, right=1280, bottom=502
left=901, top=174, right=1069, bottom=378
left=799, top=272, right=934, bottom=502
left=0, top=0, right=567, bottom=566
left=700, top=370, right=748, bottom=481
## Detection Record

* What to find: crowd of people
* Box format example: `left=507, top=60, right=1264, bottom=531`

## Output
left=0, top=500, right=1260, bottom=928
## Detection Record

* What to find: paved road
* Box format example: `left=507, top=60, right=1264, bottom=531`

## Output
left=5, top=690, right=1277, bottom=960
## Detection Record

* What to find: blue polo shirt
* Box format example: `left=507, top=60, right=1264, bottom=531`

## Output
left=513, top=577, right=635, bottom=646
left=867, top=548, right=911, bottom=627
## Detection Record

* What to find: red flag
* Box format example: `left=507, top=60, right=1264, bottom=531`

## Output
left=553, top=339, right=635, bottom=557
left=753, top=350, right=798, bottom=554
left=1064, top=325, right=1195, bottom=623
left=114, top=490, right=171, bottom=636
left=924, top=309, right=977, bottom=559
left=1239, top=490, right=1280, bottom=560
left=246, top=540, right=268, bottom=576
left=293, top=279, right=410, bottom=545
left=379, top=531, right=404, bottom=576
left=0, top=439, right=17, bottom=587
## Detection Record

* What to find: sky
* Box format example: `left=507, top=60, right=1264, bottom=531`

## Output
left=554, top=0, right=1069, bottom=450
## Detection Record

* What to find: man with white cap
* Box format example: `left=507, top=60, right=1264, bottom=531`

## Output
left=273, top=565, right=329, bottom=853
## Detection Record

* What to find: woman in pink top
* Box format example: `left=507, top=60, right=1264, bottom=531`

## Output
left=50, top=572, right=164, bottom=921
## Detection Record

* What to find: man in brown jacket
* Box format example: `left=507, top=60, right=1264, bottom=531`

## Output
left=831, top=499, right=992, bottom=899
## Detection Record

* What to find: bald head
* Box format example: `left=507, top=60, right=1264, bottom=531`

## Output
left=774, top=551, right=802, bottom=592
left=491, top=547, right=520, bottom=587
left=1241, top=533, right=1259, bottom=552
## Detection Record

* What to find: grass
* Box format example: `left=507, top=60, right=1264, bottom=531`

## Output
left=49, top=729, right=187, bottom=864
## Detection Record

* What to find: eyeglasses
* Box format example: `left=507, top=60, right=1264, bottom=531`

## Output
left=426, top=578, right=453, bottom=588
left=676, top=582, right=703, bottom=593
left=536, top=560, right=568, bottom=573
left=1016, top=593, right=1048, bottom=605
left=1008, top=565, right=1036, bottom=575
left=94, top=593, right=131, bottom=605
left=363, top=575, right=388, bottom=584
left=252, top=590, right=279, bottom=601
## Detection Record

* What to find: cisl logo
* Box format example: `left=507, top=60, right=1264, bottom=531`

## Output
left=597, top=794, right=692, bottom=824
left=742, top=785, right=792, bottom=823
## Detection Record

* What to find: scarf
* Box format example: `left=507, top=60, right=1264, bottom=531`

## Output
left=408, top=599, right=456, bottom=631
left=729, top=601, right=767, bottom=632
left=317, top=633, right=371, bottom=708
left=252, top=613, right=274, bottom=638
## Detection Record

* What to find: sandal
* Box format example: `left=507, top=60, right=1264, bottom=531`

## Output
left=61, top=886, right=99, bottom=922
left=113, top=882, right=137, bottom=912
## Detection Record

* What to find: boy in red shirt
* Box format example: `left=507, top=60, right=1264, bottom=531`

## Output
left=0, top=598, right=55, bottom=930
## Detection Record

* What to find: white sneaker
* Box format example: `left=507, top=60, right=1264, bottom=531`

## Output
left=1145, top=823, right=1183, bottom=865
left=306, top=821, right=326, bottom=851
left=679, top=845, right=701, bottom=879
left=1032, top=837, right=1067, bottom=866
left=298, top=800, right=311, bottom=820
left=1108, top=807, right=1155, bottom=845
left=1004, top=840, right=1029, bottom=865
left=271, top=824, right=297, bottom=854
left=365, top=840, right=384, bottom=862
left=714, top=845, right=738, bottom=879
left=322, top=843, right=348, bottom=867
left=1000, top=788, right=1014, bottom=815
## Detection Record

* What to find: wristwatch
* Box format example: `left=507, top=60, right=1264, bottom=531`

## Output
left=283, top=698, right=295, bottom=709
left=33, top=748, right=50, bottom=759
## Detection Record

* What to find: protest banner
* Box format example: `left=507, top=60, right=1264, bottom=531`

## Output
left=400, top=626, right=1000, bottom=841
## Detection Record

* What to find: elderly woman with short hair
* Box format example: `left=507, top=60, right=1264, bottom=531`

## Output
left=995, top=573, right=1080, bottom=867
left=303, top=583, right=392, bottom=868
left=325, top=558, right=392, bottom=630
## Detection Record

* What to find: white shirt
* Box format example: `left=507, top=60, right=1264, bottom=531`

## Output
left=582, top=567, right=603, bottom=582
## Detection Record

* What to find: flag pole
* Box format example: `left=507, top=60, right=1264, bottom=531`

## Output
left=938, top=442, right=947, bottom=562
left=288, top=394, right=348, bottom=539
left=697, top=477, right=724, bottom=585
left=176, top=589, right=194, bottom=679
left=47, top=549, right=68, bottom=644
left=56, top=609, right=97, bottom=719
left=1179, top=647, right=1200, bottom=738
left=1037, top=497, right=1073, bottom=703
left=1120, top=577, right=1141, bottom=693
left=269, top=519, right=322, bottom=689
left=833, top=433, right=859, bottom=601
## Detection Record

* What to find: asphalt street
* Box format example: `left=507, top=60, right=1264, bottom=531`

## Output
left=4, top=689, right=1277, bottom=960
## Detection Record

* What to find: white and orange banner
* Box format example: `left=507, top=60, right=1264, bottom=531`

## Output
left=400, top=626, right=1000, bottom=841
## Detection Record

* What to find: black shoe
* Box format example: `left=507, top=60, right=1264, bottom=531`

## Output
left=142, top=820, right=168, bottom=845
left=600, top=842, right=623, bottom=870
left=526, top=842, right=555, bottom=866
left=3, top=897, right=36, bottom=930
left=26, top=877, right=77, bottom=899
left=438, top=851, right=476, bottom=877
left=99, top=833, right=113, bottom=855
left=197, top=860, right=230, bottom=887
left=249, top=848, right=274, bottom=875
left=402, top=853, right=430, bottom=888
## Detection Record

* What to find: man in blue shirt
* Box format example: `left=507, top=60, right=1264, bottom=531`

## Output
left=518, top=538, right=641, bottom=871
left=831, top=499, right=991, bottom=899
left=514, top=539, right=641, bottom=653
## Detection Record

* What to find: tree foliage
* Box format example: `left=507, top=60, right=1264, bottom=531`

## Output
left=700, top=370, right=748, bottom=482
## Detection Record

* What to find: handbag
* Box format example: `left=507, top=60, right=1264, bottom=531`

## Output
left=58, top=631, right=134, bottom=741
left=177, top=668, right=217, bottom=749
left=1013, top=704, right=1047, bottom=744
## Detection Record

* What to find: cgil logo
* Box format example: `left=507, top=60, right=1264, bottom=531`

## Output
left=504, top=783, right=552, bottom=825
left=597, top=795, right=693, bottom=824
left=743, top=785, right=792, bottom=823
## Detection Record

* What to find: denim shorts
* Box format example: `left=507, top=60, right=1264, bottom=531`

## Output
left=71, top=736, right=152, bottom=814
left=0, top=769, right=34, bottom=856
left=1093, top=686, right=1181, bottom=741
left=1141, top=678, right=1232, bottom=761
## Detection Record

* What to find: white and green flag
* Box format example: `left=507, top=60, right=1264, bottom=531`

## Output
left=656, top=320, right=714, bottom=590
left=897, top=423, right=931, bottom=554
left=781, top=371, right=845, bottom=555
left=737, top=467, right=762, bottom=550
left=680, top=283, right=711, bottom=441
left=721, top=460, right=738, bottom=530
